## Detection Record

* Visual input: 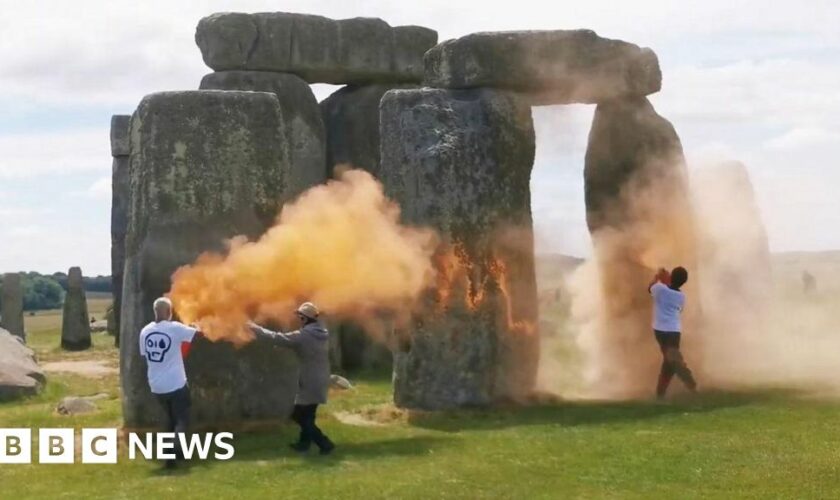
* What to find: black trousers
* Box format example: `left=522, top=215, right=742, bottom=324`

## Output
left=155, top=384, right=191, bottom=460
left=291, top=404, right=332, bottom=451
left=654, top=331, right=697, bottom=396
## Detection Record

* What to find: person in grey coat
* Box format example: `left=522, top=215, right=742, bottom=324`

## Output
left=249, top=302, right=335, bottom=455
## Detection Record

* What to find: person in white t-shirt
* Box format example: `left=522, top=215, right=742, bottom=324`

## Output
left=139, top=297, right=201, bottom=468
left=649, top=266, right=697, bottom=398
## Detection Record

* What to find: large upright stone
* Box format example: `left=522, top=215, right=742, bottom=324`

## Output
left=692, top=161, right=771, bottom=376
left=581, top=96, right=698, bottom=397
left=0, top=328, right=45, bottom=401
left=320, top=84, right=413, bottom=177
left=200, top=71, right=326, bottom=196
left=1, top=273, right=24, bottom=340
left=195, top=13, right=437, bottom=84
left=110, top=114, right=130, bottom=156
left=380, top=88, right=539, bottom=409
left=425, top=30, right=661, bottom=105
left=61, top=267, right=91, bottom=351
left=121, top=90, right=298, bottom=428
left=110, top=114, right=131, bottom=345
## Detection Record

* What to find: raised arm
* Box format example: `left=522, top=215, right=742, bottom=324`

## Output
left=649, top=268, right=669, bottom=293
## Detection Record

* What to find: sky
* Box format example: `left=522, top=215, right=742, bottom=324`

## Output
left=0, top=0, right=838, bottom=275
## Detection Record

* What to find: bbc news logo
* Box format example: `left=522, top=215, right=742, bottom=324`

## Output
left=0, top=428, right=235, bottom=464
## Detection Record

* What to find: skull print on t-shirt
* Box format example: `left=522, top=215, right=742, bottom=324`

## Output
left=144, top=332, right=172, bottom=362
left=139, top=320, right=197, bottom=394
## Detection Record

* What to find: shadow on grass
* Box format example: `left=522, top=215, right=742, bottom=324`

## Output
left=407, top=388, right=803, bottom=433
left=179, top=434, right=453, bottom=470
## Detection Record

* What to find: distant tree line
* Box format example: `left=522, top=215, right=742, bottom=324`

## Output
left=0, top=272, right=112, bottom=311
left=50, top=272, right=112, bottom=293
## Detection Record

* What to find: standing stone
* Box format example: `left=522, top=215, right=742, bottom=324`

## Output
left=320, top=84, right=414, bottom=177
left=195, top=12, right=437, bottom=84
left=0, top=327, right=45, bottom=400
left=692, top=161, right=771, bottom=377
left=582, top=96, right=699, bottom=397
left=121, top=90, right=299, bottom=428
left=61, top=267, right=91, bottom=351
left=317, top=82, right=408, bottom=370
left=337, top=323, right=391, bottom=372
left=200, top=71, right=327, bottom=197
left=0, top=273, right=24, bottom=340
left=110, top=114, right=131, bottom=345
left=380, top=88, right=539, bottom=409
left=424, top=30, right=661, bottom=105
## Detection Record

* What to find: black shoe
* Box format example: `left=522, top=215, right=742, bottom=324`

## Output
left=319, top=441, right=335, bottom=456
left=289, top=442, right=311, bottom=453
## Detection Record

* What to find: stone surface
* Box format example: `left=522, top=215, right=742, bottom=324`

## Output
left=195, top=12, right=437, bottom=84
left=424, top=30, right=661, bottom=105
left=1, top=273, right=25, bottom=340
left=582, top=96, right=699, bottom=397
left=380, top=88, right=539, bottom=409
left=320, top=84, right=414, bottom=177
left=61, top=267, right=92, bottom=351
left=0, top=328, right=45, bottom=401
left=121, top=90, right=299, bottom=428
left=111, top=114, right=131, bottom=344
left=110, top=114, right=131, bottom=156
left=200, top=71, right=327, bottom=197
left=57, top=396, right=97, bottom=415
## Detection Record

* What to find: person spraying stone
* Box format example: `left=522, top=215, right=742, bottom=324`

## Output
left=249, top=302, right=335, bottom=455
left=139, top=297, right=202, bottom=469
left=648, top=267, right=697, bottom=398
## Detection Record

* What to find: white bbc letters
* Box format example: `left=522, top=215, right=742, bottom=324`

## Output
left=39, top=428, right=74, bottom=463
left=1, top=428, right=235, bottom=463
left=82, top=428, right=118, bottom=464
left=0, top=429, right=31, bottom=464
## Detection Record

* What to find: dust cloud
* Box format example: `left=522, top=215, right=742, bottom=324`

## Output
left=548, top=159, right=840, bottom=399
left=168, top=169, right=438, bottom=345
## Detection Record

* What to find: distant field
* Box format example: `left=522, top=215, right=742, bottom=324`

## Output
left=22, top=292, right=113, bottom=356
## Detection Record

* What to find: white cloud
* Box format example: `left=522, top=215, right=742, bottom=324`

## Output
left=0, top=207, right=53, bottom=218
left=0, top=128, right=109, bottom=178
left=765, top=127, right=840, bottom=151
left=1, top=0, right=840, bottom=272
left=655, top=59, right=840, bottom=129
left=0, top=221, right=109, bottom=274
left=1, top=1, right=838, bottom=107
left=70, top=176, right=112, bottom=201
left=4, top=225, right=43, bottom=237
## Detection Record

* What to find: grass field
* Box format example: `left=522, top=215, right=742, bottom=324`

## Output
left=2, top=275, right=840, bottom=498
left=21, top=293, right=114, bottom=362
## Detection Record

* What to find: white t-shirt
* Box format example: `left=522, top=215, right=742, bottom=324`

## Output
left=138, top=320, right=197, bottom=394
left=650, top=282, right=685, bottom=332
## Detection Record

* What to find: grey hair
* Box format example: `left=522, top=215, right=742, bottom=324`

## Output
left=153, top=297, right=172, bottom=319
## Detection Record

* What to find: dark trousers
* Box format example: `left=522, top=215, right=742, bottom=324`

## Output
left=155, top=385, right=191, bottom=460
left=291, top=404, right=332, bottom=451
left=654, top=331, right=697, bottom=396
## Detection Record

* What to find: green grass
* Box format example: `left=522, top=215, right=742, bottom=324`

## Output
left=4, top=296, right=840, bottom=498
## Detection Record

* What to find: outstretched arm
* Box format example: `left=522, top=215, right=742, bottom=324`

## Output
left=247, top=321, right=301, bottom=348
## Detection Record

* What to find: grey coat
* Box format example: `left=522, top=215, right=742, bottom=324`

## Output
left=251, top=321, right=330, bottom=405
